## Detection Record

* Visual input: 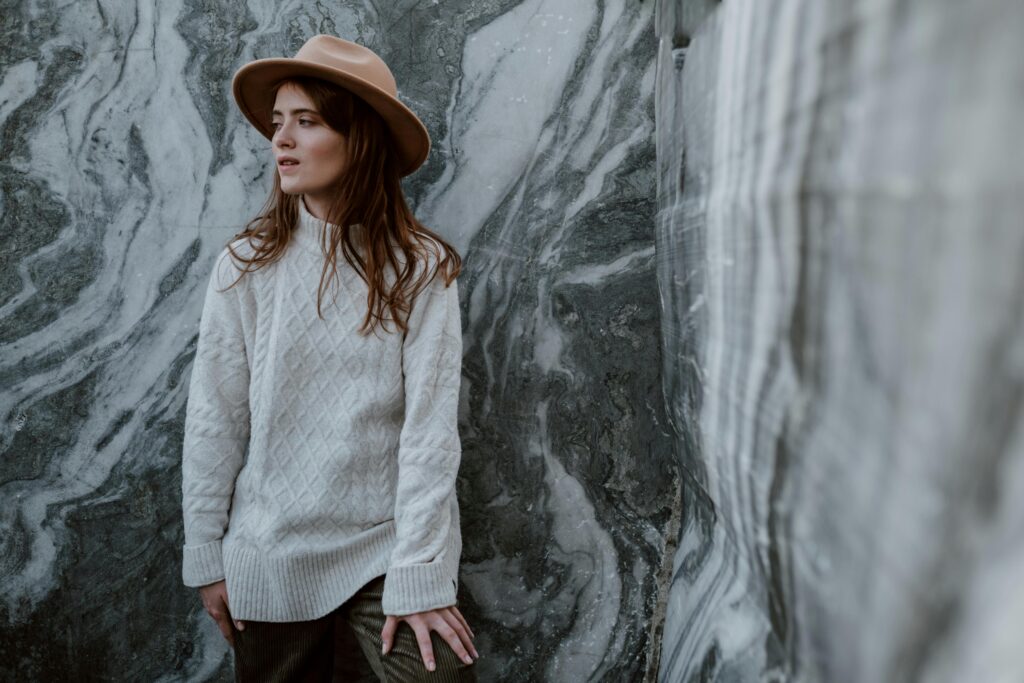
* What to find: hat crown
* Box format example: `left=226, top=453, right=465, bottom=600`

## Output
left=294, top=35, right=398, bottom=98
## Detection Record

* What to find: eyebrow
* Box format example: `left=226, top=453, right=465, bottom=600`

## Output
left=271, top=107, right=319, bottom=117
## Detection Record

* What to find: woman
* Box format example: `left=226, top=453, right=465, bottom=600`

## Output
left=180, top=35, right=478, bottom=681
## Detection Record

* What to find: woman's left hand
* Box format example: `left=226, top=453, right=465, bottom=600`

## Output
left=381, top=605, right=479, bottom=671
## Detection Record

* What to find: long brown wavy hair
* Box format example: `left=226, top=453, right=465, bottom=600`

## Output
left=222, top=75, right=461, bottom=336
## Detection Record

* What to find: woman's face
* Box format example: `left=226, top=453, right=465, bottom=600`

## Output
left=271, top=83, right=348, bottom=208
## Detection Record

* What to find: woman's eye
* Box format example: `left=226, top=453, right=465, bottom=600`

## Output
left=270, top=120, right=312, bottom=129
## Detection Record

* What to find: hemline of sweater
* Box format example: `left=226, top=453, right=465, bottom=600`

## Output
left=182, top=521, right=462, bottom=622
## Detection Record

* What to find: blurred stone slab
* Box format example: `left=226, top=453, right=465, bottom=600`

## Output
left=655, top=0, right=1024, bottom=680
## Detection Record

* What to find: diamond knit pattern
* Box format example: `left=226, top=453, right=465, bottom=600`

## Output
left=181, top=199, right=464, bottom=621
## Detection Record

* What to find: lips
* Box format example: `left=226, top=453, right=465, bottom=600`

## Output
left=278, top=157, right=300, bottom=173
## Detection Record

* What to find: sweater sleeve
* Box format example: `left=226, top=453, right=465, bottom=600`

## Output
left=180, top=246, right=251, bottom=588
left=381, top=265, right=464, bottom=616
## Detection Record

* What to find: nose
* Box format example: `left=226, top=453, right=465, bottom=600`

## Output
left=272, top=122, right=294, bottom=148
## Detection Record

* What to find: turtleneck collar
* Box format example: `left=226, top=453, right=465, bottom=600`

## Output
left=293, top=195, right=334, bottom=255
left=293, top=196, right=366, bottom=256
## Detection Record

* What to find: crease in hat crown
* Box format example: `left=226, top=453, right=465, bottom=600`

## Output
left=231, top=34, right=430, bottom=176
left=294, top=35, right=399, bottom=96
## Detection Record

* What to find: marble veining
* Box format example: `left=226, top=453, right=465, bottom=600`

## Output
left=0, top=1, right=672, bottom=681
left=655, top=0, right=1024, bottom=681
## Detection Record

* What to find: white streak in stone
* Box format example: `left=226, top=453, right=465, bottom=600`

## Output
left=0, top=60, right=39, bottom=121
left=417, top=0, right=596, bottom=254
left=535, top=397, right=621, bottom=681
left=558, top=245, right=655, bottom=287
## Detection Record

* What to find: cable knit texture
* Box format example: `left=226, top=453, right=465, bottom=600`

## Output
left=181, top=197, right=463, bottom=621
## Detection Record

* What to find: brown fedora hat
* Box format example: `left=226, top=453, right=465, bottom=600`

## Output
left=231, top=34, right=430, bottom=177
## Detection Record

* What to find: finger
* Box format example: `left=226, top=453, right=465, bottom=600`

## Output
left=433, top=617, right=474, bottom=666
left=212, top=593, right=236, bottom=646
left=381, top=616, right=397, bottom=655
left=449, top=606, right=476, bottom=641
left=448, top=605, right=474, bottom=640
left=439, top=610, right=477, bottom=659
left=202, top=594, right=217, bottom=618
left=216, top=614, right=234, bottom=647
left=208, top=607, right=228, bottom=625
left=210, top=593, right=242, bottom=632
left=411, top=622, right=436, bottom=672
left=438, top=610, right=473, bottom=655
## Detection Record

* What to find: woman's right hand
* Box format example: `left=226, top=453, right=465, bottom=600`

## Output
left=199, top=580, right=244, bottom=646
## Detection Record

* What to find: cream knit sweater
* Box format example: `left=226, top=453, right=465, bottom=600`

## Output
left=180, top=198, right=463, bottom=621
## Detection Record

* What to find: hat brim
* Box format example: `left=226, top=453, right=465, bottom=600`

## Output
left=231, top=58, right=430, bottom=177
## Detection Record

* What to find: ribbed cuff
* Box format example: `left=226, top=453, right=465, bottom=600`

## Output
left=381, top=561, right=457, bottom=616
left=182, top=539, right=225, bottom=587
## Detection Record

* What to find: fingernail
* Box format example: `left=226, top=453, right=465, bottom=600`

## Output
left=464, top=655, right=473, bottom=664
left=381, top=642, right=387, bottom=655
left=236, top=621, right=244, bottom=631
left=427, top=660, right=435, bottom=671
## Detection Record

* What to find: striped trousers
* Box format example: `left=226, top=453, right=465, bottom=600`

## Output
left=229, top=574, right=478, bottom=682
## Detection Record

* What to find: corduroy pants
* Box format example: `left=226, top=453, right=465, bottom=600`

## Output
left=229, top=574, right=478, bottom=682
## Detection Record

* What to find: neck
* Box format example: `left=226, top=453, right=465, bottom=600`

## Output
left=300, top=193, right=332, bottom=222
left=293, top=195, right=338, bottom=255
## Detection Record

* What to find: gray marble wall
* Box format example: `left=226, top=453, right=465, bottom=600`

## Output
left=0, top=1, right=675, bottom=681
left=655, top=0, right=1024, bottom=681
